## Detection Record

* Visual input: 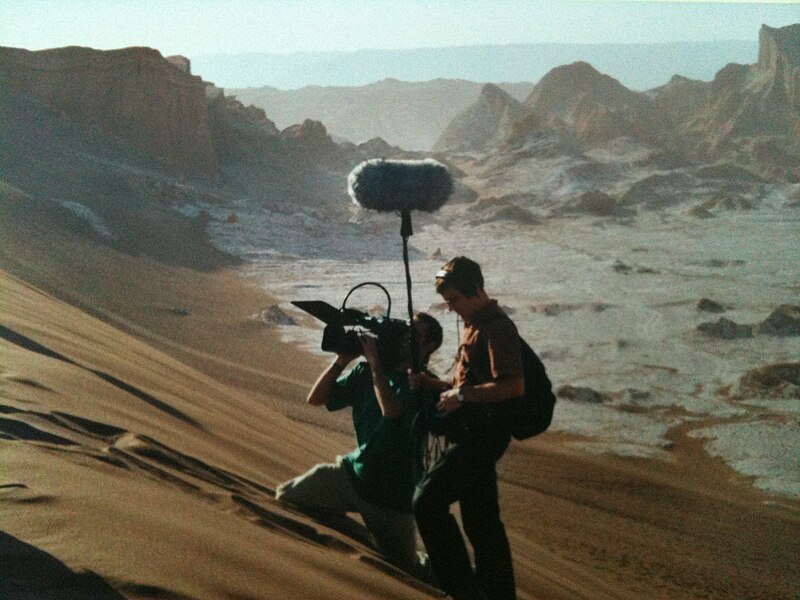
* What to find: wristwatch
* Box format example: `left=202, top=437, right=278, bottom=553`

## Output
left=456, top=387, right=465, bottom=403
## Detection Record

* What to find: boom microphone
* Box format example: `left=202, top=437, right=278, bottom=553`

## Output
left=347, top=158, right=453, bottom=213
left=347, top=158, right=453, bottom=373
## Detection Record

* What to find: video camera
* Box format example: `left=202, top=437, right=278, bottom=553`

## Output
left=292, top=282, right=410, bottom=367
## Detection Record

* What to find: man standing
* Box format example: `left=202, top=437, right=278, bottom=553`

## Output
left=276, top=313, right=442, bottom=576
left=411, top=257, right=523, bottom=600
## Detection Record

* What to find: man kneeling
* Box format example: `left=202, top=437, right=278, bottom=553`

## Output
left=276, top=313, right=442, bottom=575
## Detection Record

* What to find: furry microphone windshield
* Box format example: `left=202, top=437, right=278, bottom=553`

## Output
left=347, top=158, right=453, bottom=213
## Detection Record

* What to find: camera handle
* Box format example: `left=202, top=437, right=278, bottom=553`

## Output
left=340, top=281, right=392, bottom=317
left=340, top=280, right=421, bottom=371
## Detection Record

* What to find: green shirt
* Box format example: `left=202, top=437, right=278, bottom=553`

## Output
left=327, top=361, right=420, bottom=513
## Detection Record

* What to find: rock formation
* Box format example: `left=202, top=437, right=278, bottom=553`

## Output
left=436, top=24, right=800, bottom=182
left=738, top=362, right=800, bottom=398
left=508, top=61, right=669, bottom=148
left=0, top=44, right=361, bottom=267
left=352, top=137, right=403, bottom=157
left=464, top=198, right=540, bottom=226
left=557, top=190, right=635, bottom=217
left=649, top=75, right=710, bottom=126
left=556, top=385, right=609, bottom=404
left=657, top=24, right=800, bottom=180
left=698, top=305, right=800, bottom=340
left=166, top=55, right=191, bottom=74
left=698, top=317, right=754, bottom=339
left=256, top=305, right=297, bottom=326
left=432, top=83, right=524, bottom=152
left=757, top=304, right=800, bottom=337
left=279, top=119, right=343, bottom=165
left=697, top=298, right=728, bottom=313
left=207, top=92, right=280, bottom=161
left=620, top=173, right=695, bottom=209
left=0, top=46, right=218, bottom=176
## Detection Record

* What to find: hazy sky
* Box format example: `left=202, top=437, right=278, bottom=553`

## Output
left=2, top=1, right=798, bottom=57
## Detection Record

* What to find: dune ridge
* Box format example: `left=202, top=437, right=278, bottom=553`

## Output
left=0, top=270, right=446, bottom=599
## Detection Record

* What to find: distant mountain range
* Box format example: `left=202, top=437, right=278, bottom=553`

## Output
left=432, top=24, right=800, bottom=210
left=194, top=40, right=758, bottom=91
left=436, top=24, right=799, bottom=189
left=227, top=39, right=771, bottom=151
left=0, top=23, right=796, bottom=265
left=229, top=79, right=535, bottom=151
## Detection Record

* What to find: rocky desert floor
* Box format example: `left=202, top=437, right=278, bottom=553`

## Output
left=201, top=195, right=800, bottom=498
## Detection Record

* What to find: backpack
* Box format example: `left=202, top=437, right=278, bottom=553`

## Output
left=418, top=328, right=555, bottom=441
left=502, top=336, right=556, bottom=440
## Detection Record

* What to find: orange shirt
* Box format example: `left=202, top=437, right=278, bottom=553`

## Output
left=453, top=300, right=523, bottom=389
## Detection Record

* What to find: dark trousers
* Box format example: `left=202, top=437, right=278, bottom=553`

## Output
left=413, top=432, right=515, bottom=600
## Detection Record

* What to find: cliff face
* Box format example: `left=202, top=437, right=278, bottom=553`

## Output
left=743, top=24, right=799, bottom=132
left=700, top=24, right=799, bottom=141
left=0, top=46, right=218, bottom=176
left=663, top=24, right=800, bottom=179
left=757, top=24, right=800, bottom=79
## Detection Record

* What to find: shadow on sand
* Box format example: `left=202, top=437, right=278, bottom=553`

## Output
left=0, top=530, right=128, bottom=600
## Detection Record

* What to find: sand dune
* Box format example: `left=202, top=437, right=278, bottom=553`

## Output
left=1, top=237, right=798, bottom=599
left=1, top=271, right=441, bottom=599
